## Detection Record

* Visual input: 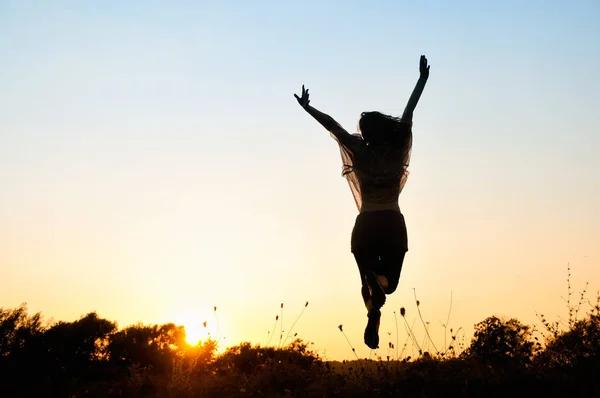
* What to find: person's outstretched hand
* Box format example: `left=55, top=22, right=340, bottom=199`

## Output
left=420, top=55, right=430, bottom=79
left=294, top=85, right=310, bottom=109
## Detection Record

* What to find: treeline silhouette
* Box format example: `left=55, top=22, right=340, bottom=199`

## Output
left=1, top=301, right=600, bottom=397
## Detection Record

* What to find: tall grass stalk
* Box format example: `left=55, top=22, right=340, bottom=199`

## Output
left=394, top=311, right=399, bottom=360
left=338, top=325, right=359, bottom=360
left=413, top=289, right=439, bottom=354
left=213, top=306, right=221, bottom=344
left=266, top=315, right=279, bottom=346
left=278, top=303, right=284, bottom=348
left=283, top=301, right=309, bottom=346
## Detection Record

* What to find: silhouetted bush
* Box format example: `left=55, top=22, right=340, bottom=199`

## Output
left=463, top=316, right=537, bottom=366
left=1, top=303, right=600, bottom=397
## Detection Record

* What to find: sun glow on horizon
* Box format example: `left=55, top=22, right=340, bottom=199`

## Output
left=174, top=310, right=212, bottom=346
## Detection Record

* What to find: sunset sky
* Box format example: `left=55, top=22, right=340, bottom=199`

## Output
left=1, top=0, right=599, bottom=360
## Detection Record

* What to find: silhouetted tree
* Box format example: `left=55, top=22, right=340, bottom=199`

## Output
left=0, top=307, right=117, bottom=397
left=107, top=322, right=186, bottom=374
left=463, top=316, right=536, bottom=366
left=0, top=304, right=44, bottom=358
left=537, top=310, right=600, bottom=370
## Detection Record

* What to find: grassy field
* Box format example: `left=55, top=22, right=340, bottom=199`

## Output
left=1, top=276, right=599, bottom=397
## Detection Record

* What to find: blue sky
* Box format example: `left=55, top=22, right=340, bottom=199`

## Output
left=1, top=0, right=599, bottom=359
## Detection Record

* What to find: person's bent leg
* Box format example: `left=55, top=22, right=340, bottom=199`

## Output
left=351, top=212, right=392, bottom=349
left=353, top=250, right=384, bottom=349
left=380, top=248, right=407, bottom=295
left=353, top=251, right=380, bottom=311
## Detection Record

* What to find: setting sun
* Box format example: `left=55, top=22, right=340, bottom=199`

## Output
left=174, top=311, right=212, bottom=346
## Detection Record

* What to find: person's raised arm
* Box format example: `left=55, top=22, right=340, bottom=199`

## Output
left=294, top=85, right=360, bottom=150
left=401, top=55, right=430, bottom=123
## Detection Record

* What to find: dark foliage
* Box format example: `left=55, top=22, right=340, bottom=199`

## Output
left=1, top=303, right=600, bottom=397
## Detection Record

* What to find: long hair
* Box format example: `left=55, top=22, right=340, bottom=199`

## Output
left=358, top=111, right=411, bottom=146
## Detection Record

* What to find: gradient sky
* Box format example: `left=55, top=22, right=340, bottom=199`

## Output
left=1, top=0, right=599, bottom=360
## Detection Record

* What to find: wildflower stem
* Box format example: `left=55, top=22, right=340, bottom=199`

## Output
left=444, top=291, right=453, bottom=354
left=283, top=302, right=309, bottom=346
left=394, top=311, right=399, bottom=360
left=266, top=316, right=278, bottom=346
left=213, top=306, right=221, bottom=345
left=278, top=304, right=284, bottom=348
left=413, top=289, right=439, bottom=354
left=342, top=331, right=359, bottom=360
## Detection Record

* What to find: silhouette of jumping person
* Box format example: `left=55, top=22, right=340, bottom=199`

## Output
left=294, top=55, right=430, bottom=349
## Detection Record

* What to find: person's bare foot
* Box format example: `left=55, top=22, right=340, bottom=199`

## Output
left=364, top=308, right=381, bottom=349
